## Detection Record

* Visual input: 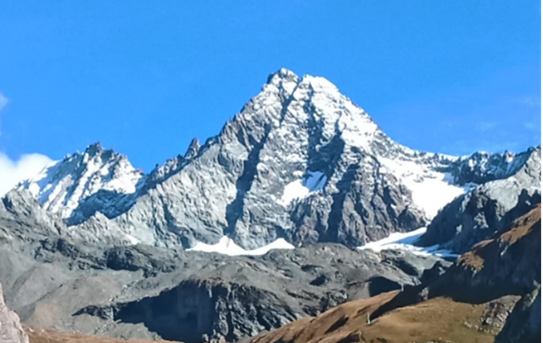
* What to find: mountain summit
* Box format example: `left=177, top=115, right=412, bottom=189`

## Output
left=16, top=70, right=541, bottom=250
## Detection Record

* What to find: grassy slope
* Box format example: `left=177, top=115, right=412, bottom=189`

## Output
left=251, top=292, right=510, bottom=343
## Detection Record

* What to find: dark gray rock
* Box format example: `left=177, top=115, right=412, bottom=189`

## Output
left=419, top=147, right=541, bottom=253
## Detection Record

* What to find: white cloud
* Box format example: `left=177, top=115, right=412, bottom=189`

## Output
left=0, top=152, right=53, bottom=196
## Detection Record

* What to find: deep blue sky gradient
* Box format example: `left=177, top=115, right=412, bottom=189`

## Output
left=0, top=1, right=540, bottom=171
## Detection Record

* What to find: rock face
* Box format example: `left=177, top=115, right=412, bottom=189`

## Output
left=435, top=204, right=541, bottom=298
left=16, top=69, right=539, bottom=251
left=0, top=283, right=29, bottom=343
left=419, top=147, right=541, bottom=253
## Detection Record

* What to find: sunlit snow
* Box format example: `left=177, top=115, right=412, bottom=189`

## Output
left=187, top=236, right=295, bottom=256
left=378, top=157, right=474, bottom=219
left=19, top=150, right=143, bottom=218
left=281, top=180, right=310, bottom=206
left=358, top=227, right=459, bottom=259
left=280, top=171, right=327, bottom=206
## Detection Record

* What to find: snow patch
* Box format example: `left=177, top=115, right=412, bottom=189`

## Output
left=358, top=227, right=459, bottom=259
left=378, top=157, right=472, bottom=219
left=281, top=171, right=327, bottom=206
left=281, top=180, right=310, bottom=206
left=187, top=236, right=295, bottom=256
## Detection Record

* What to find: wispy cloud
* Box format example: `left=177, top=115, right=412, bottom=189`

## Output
left=0, top=91, right=8, bottom=136
left=475, top=121, right=498, bottom=132
left=0, top=91, right=8, bottom=111
left=517, top=96, right=541, bottom=108
left=0, top=92, right=7, bottom=110
left=0, top=152, right=53, bottom=196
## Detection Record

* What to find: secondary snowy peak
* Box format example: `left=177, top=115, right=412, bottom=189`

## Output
left=450, top=147, right=540, bottom=185
left=17, top=142, right=144, bottom=219
left=419, top=146, right=541, bottom=253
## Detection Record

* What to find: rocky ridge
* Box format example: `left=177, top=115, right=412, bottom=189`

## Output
left=419, top=146, right=541, bottom=253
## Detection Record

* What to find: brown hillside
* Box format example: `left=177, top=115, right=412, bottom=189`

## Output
left=26, top=328, right=181, bottom=343
left=459, top=203, right=541, bottom=272
left=251, top=205, right=542, bottom=343
left=250, top=291, right=516, bottom=343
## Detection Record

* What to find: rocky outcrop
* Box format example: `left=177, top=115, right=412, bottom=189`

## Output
left=434, top=204, right=541, bottom=299
left=0, top=189, right=67, bottom=244
left=418, top=146, right=541, bottom=253
left=0, top=283, right=29, bottom=343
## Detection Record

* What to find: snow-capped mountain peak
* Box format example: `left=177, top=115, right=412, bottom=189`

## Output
left=17, top=143, right=144, bottom=219
left=13, top=70, right=540, bottom=252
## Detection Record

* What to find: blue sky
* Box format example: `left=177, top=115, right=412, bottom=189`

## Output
left=0, top=1, right=540, bottom=180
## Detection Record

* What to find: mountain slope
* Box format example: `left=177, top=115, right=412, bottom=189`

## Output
left=0, top=189, right=447, bottom=343
left=18, top=143, right=144, bottom=224
left=250, top=204, right=541, bottom=343
left=419, top=146, right=541, bottom=253
left=27, top=328, right=177, bottom=343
